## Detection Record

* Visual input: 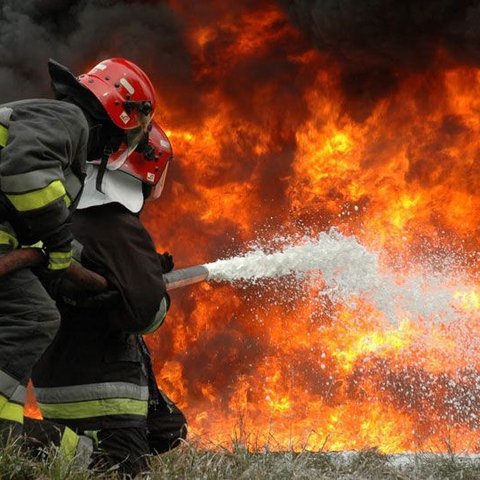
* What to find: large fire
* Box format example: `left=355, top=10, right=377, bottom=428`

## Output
left=24, top=0, right=480, bottom=453
left=142, top=1, right=480, bottom=453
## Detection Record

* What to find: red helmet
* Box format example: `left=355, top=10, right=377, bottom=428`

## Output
left=106, top=122, right=172, bottom=199
left=78, top=58, right=156, bottom=131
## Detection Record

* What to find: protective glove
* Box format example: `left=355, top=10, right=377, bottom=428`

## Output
left=42, top=247, right=73, bottom=297
left=158, top=251, right=174, bottom=274
left=34, top=224, right=73, bottom=299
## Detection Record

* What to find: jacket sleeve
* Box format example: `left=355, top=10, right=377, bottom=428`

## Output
left=0, top=101, right=88, bottom=271
left=72, top=204, right=169, bottom=333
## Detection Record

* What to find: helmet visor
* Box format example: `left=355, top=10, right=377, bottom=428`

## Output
left=151, top=162, right=169, bottom=199
left=107, top=127, right=146, bottom=171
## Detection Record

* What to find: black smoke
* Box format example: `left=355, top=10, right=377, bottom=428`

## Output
left=0, top=0, right=193, bottom=121
left=276, top=0, right=480, bottom=120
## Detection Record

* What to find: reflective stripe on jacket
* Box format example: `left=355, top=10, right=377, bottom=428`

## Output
left=36, top=382, right=149, bottom=420
left=33, top=329, right=151, bottom=430
left=0, top=223, right=18, bottom=250
left=0, top=369, right=26, bottom=425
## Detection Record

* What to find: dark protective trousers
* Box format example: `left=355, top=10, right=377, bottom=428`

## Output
left=90, top=393, right=187, bottom=476
left=0, top=252, right=60, bottom=437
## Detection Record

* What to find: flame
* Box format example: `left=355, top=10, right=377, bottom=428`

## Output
left=141, top=1, right=480, bottom=453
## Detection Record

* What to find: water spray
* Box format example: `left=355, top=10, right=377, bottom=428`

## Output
left=0, top=231, right=472, bottom=325
left=165, top=229, right=473, bottom=325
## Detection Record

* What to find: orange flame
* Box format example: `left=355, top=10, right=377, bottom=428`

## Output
left=142, top=1, right=480, bottom=453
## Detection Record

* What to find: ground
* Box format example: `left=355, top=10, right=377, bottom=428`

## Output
left=3, top=441, right=480, bottom=479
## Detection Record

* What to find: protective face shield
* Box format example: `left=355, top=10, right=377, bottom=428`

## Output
left=151, top=162, right=169, bottom=199
left=79, top=123, right=172, bottom=211
left=109, top=121, right=172, bottom=199
left=94, top=126, right=148, bottom=171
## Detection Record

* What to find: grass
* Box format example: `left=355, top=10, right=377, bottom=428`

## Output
left=2, top=439, right=480, bottom=479
left=0, top=438, right=95, bottom=480
left=149, top=445, right=480, bottom=479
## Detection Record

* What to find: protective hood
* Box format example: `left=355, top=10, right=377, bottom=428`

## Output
left=77, top=164, right=144, bottom=213
left=48, top=59, right=108, bottom=121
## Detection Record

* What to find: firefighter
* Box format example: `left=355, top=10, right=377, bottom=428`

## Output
left=0, top=57, right=157, bottom=462
left=32, top=121, right=187, bottom=476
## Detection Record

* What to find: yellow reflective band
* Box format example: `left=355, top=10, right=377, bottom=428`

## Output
left=0, top=393, right=23, bottom=425
left=39, top=398, right=148, bottom=420
left=48, top=250, right=72, bottom=271
left=1, top=402, right=23, bottom=423
left=24, top=241, right=43, bottom=248
left=49, top=251, right=72, bottom=260
left=6, top=180, right=66, bottom=212
left=64, top=194, right=72, bottom=208
left=60, top=426, right=80, bottom=460
left=48, top=261, right=71, bottom=271
left=0, top=124, right=8, bottom=148
left=0, top=230, right=18, bottom=248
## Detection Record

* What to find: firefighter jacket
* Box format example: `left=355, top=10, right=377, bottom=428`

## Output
left=0, top=99, right=88, bottom=270
left=32, top=203, right=170, bottom=431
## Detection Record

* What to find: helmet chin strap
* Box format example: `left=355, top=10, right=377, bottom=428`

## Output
left=96, top=146, right=113, bottom=193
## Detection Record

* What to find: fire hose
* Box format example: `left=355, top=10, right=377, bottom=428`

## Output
left=0, top=247, right=209, bottom=292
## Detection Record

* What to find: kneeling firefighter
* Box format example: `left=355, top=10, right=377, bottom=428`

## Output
left=32, top=121, right=187, bottom=476
left=0, top=56, right=157, bottom=463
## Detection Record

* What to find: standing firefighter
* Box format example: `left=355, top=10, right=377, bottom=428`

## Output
left=0, top=57, right=156, bottom=459
left=32, top=121, right=187, bottom=476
